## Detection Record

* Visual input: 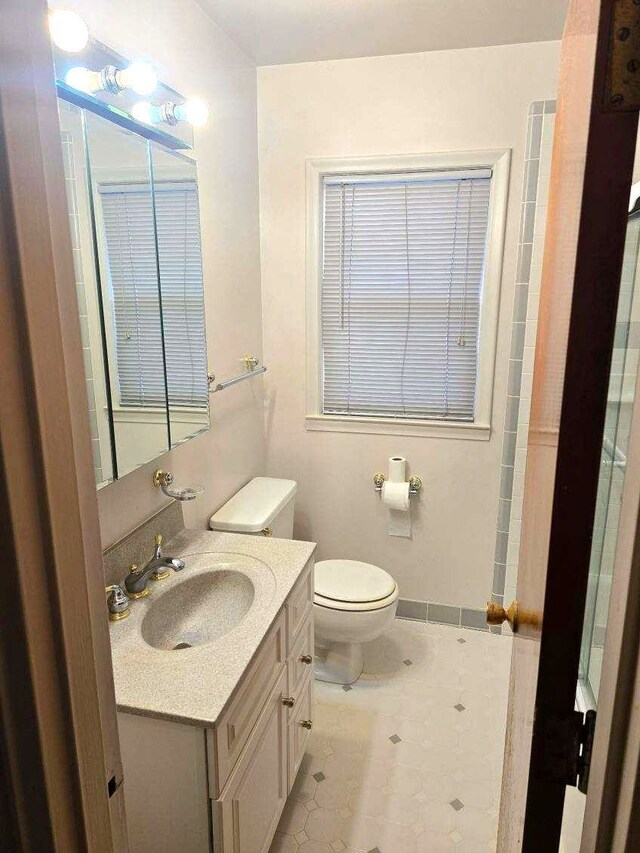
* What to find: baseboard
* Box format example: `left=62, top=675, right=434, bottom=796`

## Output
left=396, top=598, right=500, bottom=634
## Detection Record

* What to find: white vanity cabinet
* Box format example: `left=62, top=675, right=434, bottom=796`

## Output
left=118, top=560, right=314, bottom=853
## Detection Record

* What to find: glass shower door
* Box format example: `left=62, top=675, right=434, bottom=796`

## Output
left=578, top=205, right=640, bottom=706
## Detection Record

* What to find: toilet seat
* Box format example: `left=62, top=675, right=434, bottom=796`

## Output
left=314, top=559, right=399, bottom=612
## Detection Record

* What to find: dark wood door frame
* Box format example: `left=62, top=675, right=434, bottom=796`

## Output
left=0, top=1, right=123, bottom=849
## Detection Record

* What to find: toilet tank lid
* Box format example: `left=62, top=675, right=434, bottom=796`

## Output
left=209, top=477, right=297, bottom=533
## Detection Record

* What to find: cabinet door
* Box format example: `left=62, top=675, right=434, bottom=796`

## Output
left=288, top=674, right=313, bottom=791
left=214, top=669, right=288, bottom=853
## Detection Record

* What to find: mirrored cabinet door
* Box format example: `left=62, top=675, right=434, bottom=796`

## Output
left=149, top=144, right=209, bottom=448
left=84, top=112, right=171, bottom=479
left=59, top=100, right=116, bottom=487
left=57, top=96, right=211, bottom=489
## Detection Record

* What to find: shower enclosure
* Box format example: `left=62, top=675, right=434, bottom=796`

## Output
left=578, top=198, right=640, bottom=707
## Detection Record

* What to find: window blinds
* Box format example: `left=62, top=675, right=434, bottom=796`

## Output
left=100, top=181, right=207, bottom=408
left=321, top=170, right=491, bottom=422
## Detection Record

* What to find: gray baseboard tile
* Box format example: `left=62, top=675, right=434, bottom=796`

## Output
left=396, top=598, right=490, bottom=632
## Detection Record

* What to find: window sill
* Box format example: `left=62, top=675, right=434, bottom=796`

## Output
left=305, top=414, right=491, bottom=440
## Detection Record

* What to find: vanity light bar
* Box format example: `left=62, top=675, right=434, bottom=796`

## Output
left=132, top=97, right=210, bottom=129
left=65, top=60, right=159, bottom=97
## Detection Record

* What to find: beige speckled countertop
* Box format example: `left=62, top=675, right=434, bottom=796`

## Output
left=109, top=529, right=316, bottom=727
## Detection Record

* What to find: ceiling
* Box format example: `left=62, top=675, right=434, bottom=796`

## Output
left=195, top=0, right=569, bottom=66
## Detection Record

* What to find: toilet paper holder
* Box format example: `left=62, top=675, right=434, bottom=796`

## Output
left=373, top=473, right=422, bottom=496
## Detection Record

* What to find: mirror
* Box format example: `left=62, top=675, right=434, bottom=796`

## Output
left=57, top=99, right=210, bottom=488
left=149, top=144, right=208, bottom=448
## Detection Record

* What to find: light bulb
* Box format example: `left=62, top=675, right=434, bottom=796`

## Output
left=175, top=97, right=209, bottom=128
left=131, top=101, right=161, bottom=125
left=49, top=9, right=89, bottom=53
left=65, top=66, right=99, bottom=93
left=119, top=61, right=158, bottom=96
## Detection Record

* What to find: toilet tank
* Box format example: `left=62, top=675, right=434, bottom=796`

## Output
left=209, top=477, right=297, bottom=539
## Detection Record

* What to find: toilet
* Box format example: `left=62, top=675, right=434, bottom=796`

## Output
left=209, top=477, right=399, bottom=685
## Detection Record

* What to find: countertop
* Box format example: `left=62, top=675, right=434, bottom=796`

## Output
left=109, top=529, right=316, bottom=727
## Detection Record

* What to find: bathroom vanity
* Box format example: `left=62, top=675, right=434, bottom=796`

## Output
left=110, top=529, right=315, bottom=853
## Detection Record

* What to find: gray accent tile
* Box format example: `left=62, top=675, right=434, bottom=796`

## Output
left=457, top=638, right=466, bottom=644
left=495, top=530, right=509, bottom=565
left=510, top=319, right=526, bottom=357
left=500, top=465, right=514, bottom=500
left=524, top=158, right=540, bottom=203
left=492, top=563, right=506, bottom=597
left=508, top=359, right=523, bottom=398
left=516, top=241, right=533, bottom=283
left=529, top=101, right=544, bottom=116
left=491, top=592, right=505, bottom=606
left=102, top=501, right=185, bottom=585
left=461, top=608, right=489, bottom=632
left=497, top=498, right=512, bottom=533
left=403, top=659, right=413, bottom=667
left=513, top=283, right=530, bottom=322
left=397, top=599, right=428, bottom=622
left=450, top=799, right=465, bottom=811
left=313, top=772, right=326, bottom=783
left=527, top=114, right=543, bottom=161
left=502, top=430, right=517, bottom=467
left=521, top=201, right=536, bottom=244
left=389, top=734, right=402, bottom=744
left=427, top=603, right=461, bottom=627
left=490, top=625, right=503, bottom=635
left=454, top=703, right=466, bottom=712
left=505, top=393, right=521, bottom=431
left=544, top=99, right=557, bottom=113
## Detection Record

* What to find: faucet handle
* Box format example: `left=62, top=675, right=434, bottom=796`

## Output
left=105, top=585, right=130, bottom=622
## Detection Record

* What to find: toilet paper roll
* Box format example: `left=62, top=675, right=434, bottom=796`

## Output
left=388, top=456, right=407, bottom=483
left=381, top=480, right=410, bottom=511
left=382, top=480, right=411, bottom=538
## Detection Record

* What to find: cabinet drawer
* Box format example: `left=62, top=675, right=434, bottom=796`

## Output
left=286, top=560, right=314, bottom=652
left=213, top=668, right=288, bottom=853
left=209, top=610, right=286, bottom=796
left=287, top=610, right=314, bottom=705
left=288, top=673, right=313, bottom=791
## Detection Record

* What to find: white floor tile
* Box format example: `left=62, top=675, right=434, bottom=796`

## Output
left=271, top=619, right=511, bottom=853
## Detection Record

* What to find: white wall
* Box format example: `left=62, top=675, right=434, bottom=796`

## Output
left=257, top=42, right=561, bottom=608
left=68, top=0, right=266, bottom=547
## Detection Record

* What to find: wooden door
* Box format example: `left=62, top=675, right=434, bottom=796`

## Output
left=0, top=0, right=125, bottom=849
left=496, top=1, right=640, bottom=850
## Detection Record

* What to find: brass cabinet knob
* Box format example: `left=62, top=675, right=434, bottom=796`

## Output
left=300, top=720, right=312, bottom=730
left=486, top=600, right=519, bottom=632
left=300, top=655, right=313, bottom=665
left=282, top=697, right=296, bottom=708
left=262, top=527, right=273, bottom=537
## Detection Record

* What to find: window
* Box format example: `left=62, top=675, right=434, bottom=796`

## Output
left=100, top=181, right=207, bottom=408
left=306, top=152, right=509, bottom=437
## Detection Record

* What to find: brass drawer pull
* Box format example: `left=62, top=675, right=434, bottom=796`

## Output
left=282, top=697, right=296, bottom=708
left=300, top=720, right=312, bottom=730
left=300, top=654, right=312, bottom=665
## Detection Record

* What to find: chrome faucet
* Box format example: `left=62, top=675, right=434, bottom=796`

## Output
left=124, top=534, right=185, bottom=598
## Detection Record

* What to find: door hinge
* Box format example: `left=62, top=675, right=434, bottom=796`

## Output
left=605, top=0, right=640, bottom=111
left=535, top=708, right=597, bottom=794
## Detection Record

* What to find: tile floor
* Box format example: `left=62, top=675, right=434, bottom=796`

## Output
left=270, top=617, right=512, bottom=853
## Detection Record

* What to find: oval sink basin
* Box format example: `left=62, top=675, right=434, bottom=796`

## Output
left=141, top=569, right=255, bottom=651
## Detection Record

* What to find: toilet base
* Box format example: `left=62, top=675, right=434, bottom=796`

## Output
left=314, top=641, right=364, bottom=685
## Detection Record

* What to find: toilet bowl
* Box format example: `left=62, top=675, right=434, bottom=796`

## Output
left=210, top=478, right=399, bottom=686
left=313, top=559, right=399, bottom=684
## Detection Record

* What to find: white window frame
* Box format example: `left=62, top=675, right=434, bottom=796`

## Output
left=305, top=150, right=511, bottom=440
